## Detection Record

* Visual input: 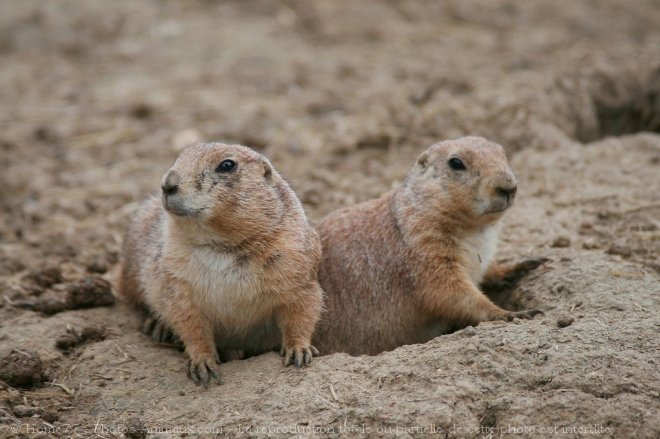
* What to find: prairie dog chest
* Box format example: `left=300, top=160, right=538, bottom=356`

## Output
left=179, top=246, right=273, bottom=329
left=459, top=225, right=499, bottom=285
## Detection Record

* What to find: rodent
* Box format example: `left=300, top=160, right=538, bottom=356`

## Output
left=117, top=142, right=323, bottom=386
left=313, top=136, right=544, bottom=356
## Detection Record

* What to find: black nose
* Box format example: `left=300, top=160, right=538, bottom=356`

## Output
left=496, top=185, right=517, bottom=202
left=162, top=171, right=180, bottom=197
left=162, top=181, right=178, bottom=196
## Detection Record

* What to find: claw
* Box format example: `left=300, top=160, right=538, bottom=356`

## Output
left=152, top=322, right=164, bottom=341
left=143, top=317, right=179, bottom=344
left=282, top=344, right=318, bottom=368
left=142, top=317, right=156, bottom=334
left=198, top=364, right=209, bottom=387
left=186, top=360, right=198, bottom=384
left=519, top=309, right=544, bottom=319
left=163, top=327, right=176, bottom=343
left=517, top=258, right=550, bottom=272
left=284, top=351, right=293, bottom=367
left=208, top=364, right=222, bottom=382
left=492, top=307, right=544, bottom=322
left=506, top=258, right=550, bottom=281
left=303, top=348, right=313, bottom=365
left=187, top=355, right=222, bottom=387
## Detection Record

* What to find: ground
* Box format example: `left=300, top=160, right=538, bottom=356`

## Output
left=0, top=1, right=659, bottom=438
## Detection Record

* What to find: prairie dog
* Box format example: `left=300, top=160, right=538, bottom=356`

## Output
left=118, top=143, right=323, bottom=385
left=314, top=136, right=543, bottom=355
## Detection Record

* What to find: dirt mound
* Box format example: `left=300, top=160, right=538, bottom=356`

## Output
left=0, top=350, right=45, bottom=389
left=1, top=0, right=659, bottom=437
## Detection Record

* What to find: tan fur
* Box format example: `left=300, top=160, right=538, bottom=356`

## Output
left=117, top=143, right=323, bottom=385
left=313, top=136, right=542, bottom=356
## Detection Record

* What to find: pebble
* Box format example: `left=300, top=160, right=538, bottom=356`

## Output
left=12, top=405, right=37, bottom=418
left=552, top=236, right=571, bottom=248
left=557, top=316, right=575, bottom=328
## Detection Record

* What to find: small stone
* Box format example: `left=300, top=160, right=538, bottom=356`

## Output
left=67, top=275, right=115, bottom=309
left=462, top=326, right=476, bottom=336
left=551, top=236, right=571, bottom=248
left=41, top=410, right=59, bottom=422
left=557, top=316, right=575, bottom=328
left=130, top=103, right=153, bottom=120
left=12, top=404, right=37, bottom=418
left=579, top=222, right=593, bottom=232
left=582, top=239, right=600, bottom=250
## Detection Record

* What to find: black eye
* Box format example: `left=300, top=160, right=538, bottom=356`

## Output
left=216, top=159, right=236, bottom=173
left=448, top=157, right=466, bottom=171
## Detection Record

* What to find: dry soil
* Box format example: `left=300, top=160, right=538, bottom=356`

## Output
left=0, top=1, right=659, bottom=438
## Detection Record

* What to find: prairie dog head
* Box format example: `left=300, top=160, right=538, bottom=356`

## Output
left=161, top=142, right=286, bottom=242
left=404, top=136, right=517, bottom=228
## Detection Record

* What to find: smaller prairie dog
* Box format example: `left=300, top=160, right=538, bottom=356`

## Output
left=118, top=143, right=323, bottom=386
left=314, top=136, right=544, bottom=355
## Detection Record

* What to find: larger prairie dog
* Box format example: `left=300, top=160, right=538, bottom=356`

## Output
left=118, top=143, right=323, bottom=385
left=314, top=136, right=543, bottom=355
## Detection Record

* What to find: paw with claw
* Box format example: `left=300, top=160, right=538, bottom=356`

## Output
left=481, top=258, right=550, bottom=296
left=504, top=258, right=550, bottom=282
left=505, top=309, right=544, bottom=320
left=491, top=308, right=544, bottom=322
left=186, top=352, right=223, bottom=387
left=280, top=343, right=319, bottom=368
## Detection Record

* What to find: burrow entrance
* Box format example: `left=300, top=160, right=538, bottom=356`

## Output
left=574, top=66, right=660, bottom=142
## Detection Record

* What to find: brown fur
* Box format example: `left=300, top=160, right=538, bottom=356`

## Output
left=117, top=143, right=323, bottom=385
left=313, top=136, right=542, bottom=356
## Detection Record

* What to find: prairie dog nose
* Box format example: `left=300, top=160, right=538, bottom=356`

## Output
left=494, top=173, right=517, bottom=202
left=496, top=185, right=517, bottom=202
left=161, top=171, right=180, bottom=197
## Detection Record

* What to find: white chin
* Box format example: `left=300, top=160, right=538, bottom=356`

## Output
left=480, top=203, right=508, bottom=216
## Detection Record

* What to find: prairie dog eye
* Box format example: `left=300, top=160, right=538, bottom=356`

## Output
left=448, top=157, right=466, bottom=171
left=215, top=159, right=237, bottom=173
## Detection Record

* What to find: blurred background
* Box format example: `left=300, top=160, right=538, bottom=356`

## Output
left=1, top=1, right=658, bottom=239
left=1, top=0, right=659, bottom=281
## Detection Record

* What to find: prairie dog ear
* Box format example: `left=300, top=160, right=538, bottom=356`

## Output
left=262, top=159, right=273, bottom=183
left=417, top=150, right=430, bottom=169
